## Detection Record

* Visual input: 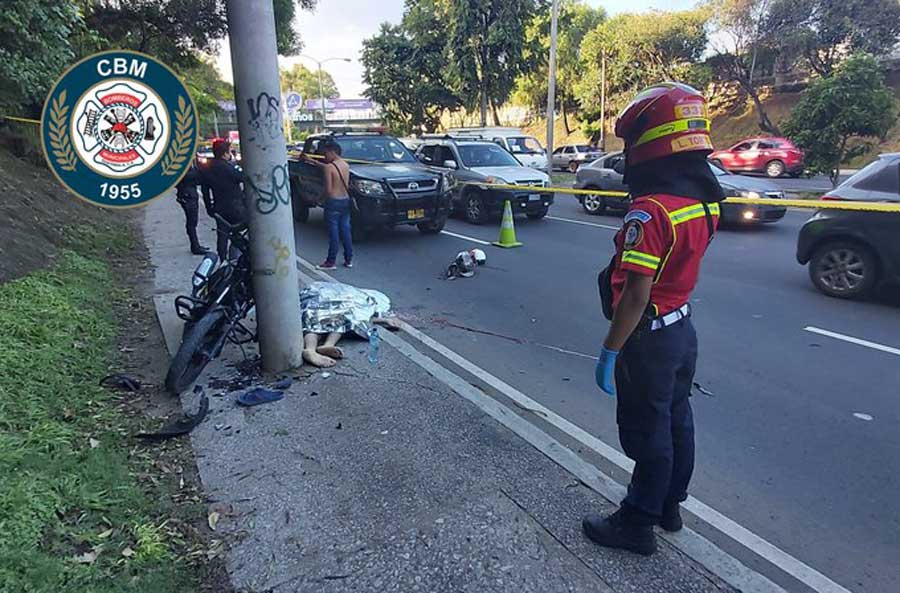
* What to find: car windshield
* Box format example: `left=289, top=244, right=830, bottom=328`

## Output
left=840, top=158, right=888, bottom=188
left=457, top=144, right=521, bottom=167
left=334, top=136, right=416, bottom=163
left=576, top=145, right=592, bottom=152
left=507, top=136, right=544, bottom=154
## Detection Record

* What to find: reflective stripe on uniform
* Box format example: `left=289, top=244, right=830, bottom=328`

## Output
left=633, top=118, right=711, bottom=147
left=668, top=202, right=720, bottom=225
left=622, top=250, right=661, bottom=270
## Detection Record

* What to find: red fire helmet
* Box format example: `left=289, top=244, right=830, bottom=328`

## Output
left=614, top=82, right=713, bottom=166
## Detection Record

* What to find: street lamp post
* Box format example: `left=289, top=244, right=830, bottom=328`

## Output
left=299, top=55, right=351, bottom=131
left=545, top=0, right=560, bottom=178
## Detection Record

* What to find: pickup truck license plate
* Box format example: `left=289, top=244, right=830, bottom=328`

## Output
left=407, top=209, right=425, bottom=220
left=528, top=194, right=541, bottom=201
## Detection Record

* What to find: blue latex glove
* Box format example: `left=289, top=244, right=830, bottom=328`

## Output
left=595, top=347, right=619, bottom=396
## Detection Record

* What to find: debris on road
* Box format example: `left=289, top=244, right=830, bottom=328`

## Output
left=693, top=382, right=715, bottom=397
left=99, top=373, right=142, bottom=392
left=445, top=248, right=487, bottom=280
left=135, top=392, right=209, bottom=440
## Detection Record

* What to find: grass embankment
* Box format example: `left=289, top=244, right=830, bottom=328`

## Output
left=0, top=229, right=196, bottom=593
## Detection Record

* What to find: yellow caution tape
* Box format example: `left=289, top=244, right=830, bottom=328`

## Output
left=458, top=181, right=900, bottom=213
left=0, top=115, right=40, bottom=124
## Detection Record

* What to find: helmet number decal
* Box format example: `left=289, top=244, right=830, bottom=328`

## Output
left=675, top=103, right=708, bottom=119
left=671, top=133, right=713, bottom=153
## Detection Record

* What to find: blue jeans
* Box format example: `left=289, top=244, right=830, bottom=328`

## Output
left=324, top=198, right=353, bottom=264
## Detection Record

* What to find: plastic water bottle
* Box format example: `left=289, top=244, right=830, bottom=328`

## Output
left=367, top=327, right=380, bottom=365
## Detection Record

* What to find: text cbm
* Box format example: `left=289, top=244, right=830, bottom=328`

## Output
left=97, top=58, right=147, bottom=79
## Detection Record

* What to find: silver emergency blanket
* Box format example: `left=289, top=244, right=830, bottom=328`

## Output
left=300, top=282, right=392, bottom=337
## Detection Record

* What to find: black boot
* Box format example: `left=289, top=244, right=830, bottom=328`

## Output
left=582, top=508, right=657, bottom=556
left=660, top=503, right=683, bottom=533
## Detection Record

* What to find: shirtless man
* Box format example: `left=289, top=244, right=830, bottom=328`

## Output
left=304, top=139, right=353, bottom=270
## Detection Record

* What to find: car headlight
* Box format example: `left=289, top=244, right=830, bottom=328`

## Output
left=484, top=176, right=508, bottom=185
left=739, top=190, right=762, bottom=200
left=352, top=178, right=387, bottom=196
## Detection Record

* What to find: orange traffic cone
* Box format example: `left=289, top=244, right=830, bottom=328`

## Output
left=493, top=200, right=523, bottom=248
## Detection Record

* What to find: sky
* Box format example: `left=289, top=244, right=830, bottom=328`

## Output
left=215, top=0, right=697, bottom=99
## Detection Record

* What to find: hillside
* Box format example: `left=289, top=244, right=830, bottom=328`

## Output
left=520, top=89, right=900, bottom=166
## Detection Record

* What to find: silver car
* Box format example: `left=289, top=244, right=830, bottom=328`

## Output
left=551, top=144, right=604, bottom=172
left=416, top=139, right=553, bottom=224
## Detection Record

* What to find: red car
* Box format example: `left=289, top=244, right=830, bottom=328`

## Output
left=709, top=137, right=804, bottom=178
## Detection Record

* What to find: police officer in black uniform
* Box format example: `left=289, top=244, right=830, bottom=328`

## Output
left=175, top=162, right=208, bottom=255
left=200, top=138, right=246, bottom=261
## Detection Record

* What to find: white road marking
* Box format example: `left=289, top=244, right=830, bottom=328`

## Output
left=852, top=413, right=873, bottom=422
left=804, top=326, right=900, bottom=357
left=546, top=215, right=620, bottom=231
left=439, top=230, right=492, bottom=246
left=295, top=253, right=853, bottom=593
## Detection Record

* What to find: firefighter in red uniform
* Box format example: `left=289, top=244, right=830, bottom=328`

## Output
left=583, top=83, right=725, bottom=555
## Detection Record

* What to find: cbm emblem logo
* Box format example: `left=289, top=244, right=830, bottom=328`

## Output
left=41, top=50, right=198, bottom=208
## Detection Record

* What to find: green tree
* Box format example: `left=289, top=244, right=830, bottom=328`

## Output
left=766, top=0, right=900, bottom=77
left=0, top=1, right=83, bottom=115
left=361, top=2, right=460, bottom=135
left=181, top=55, right=234, bottom=128
left=514, top=0, right=606, bottom=133
left=708, top=0, right=780, bottom=134
left=280, top=63, right=338, bottom=102
left=577, top=9, right=710, bottom=140
left=783, top=53, right=897, bottom=186
left=445, top=0, right=544, bottom=126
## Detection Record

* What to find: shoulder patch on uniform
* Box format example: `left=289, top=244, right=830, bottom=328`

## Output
left=624, top=209, right=652, bottom=224
left=623, top=221, right=644, bottom=250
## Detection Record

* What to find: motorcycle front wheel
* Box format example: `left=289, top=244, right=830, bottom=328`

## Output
left=165, top=308, right=228, bottom=395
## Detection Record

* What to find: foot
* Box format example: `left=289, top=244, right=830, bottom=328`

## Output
left=660, top=504, right=683, bottom=533
left=317, top=260, right=337, bottom=270
left=316, top=346, right=344, bottom=360
left=191, top=245, right=209, bottom=255
left=582, top=509, right=657, bottom=556
left=302, top=349, right=336, bottom=368
left=343, top=260, right=353, bottom=268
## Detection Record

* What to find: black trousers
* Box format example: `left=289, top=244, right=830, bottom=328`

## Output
left=178, top=194, right=201, bottom=249
left=615, top=317, right=698, bottom=524
left=215, top=207, right=246, bottom=261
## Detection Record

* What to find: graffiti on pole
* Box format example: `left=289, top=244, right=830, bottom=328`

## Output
left=245, top=91, right=281, bottom=149
left=246, top=163, right=291, bottom=215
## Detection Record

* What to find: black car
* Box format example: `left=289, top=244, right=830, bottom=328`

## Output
left=288, top=132, right=453, bottom=239
left=797, top=156, right=900, bottom=299
left=574, top=154, right=787, bottom=224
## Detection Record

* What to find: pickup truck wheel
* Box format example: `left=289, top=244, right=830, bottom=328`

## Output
left=765, top=160, right=786, bottom=178
left=581, top=190, right=606, bottom=215
left=527, top=206, right=549, bottom=220
left=417, top=215, right=447, bottom=234
left=809, top=241, right=878, bottom=299
left=464, top=191, right=489, bottom=225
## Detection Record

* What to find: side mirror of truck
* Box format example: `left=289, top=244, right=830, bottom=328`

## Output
left=443, top=160, right=458, bottom=169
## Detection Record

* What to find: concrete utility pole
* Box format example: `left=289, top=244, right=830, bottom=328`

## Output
left=545, top=0, right=560, bottom=178
left=226, top=0, right=304, bottom=372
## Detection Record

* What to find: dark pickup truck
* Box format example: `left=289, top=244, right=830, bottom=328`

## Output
left=288, top=132, right=453, bottom=239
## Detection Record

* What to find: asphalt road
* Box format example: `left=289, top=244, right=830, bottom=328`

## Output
left=293, top=195, right=899, bottom=593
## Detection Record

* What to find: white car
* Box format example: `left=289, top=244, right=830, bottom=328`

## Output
left=446, top=127, right=548, bottom=170
left=551, top=144, right=604, bottom=172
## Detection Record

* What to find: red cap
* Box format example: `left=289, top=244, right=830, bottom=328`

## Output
left=211, top=137, right=231, bottom=157
left=615, top=83, right=713, bottom=166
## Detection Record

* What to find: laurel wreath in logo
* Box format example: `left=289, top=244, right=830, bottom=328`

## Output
left=47, top=90, right=77, bottom=172
left=161, top=95, right=194, bottom=176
